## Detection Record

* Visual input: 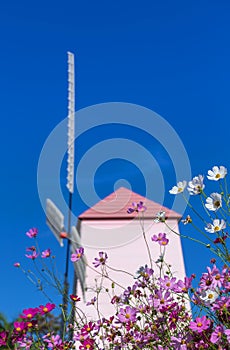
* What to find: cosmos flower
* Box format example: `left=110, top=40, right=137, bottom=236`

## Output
left=26, top=228, right=38, bottom=238
left=198, top=288, right=219, bottom=305
left=205, top=193, right=222, bottom=211
left=154, top=211, right=166, bottom=223
left=169, top=181, right=187, bottom=194
left=205, top=219, right=226, bottom=233
left=189, top=315, right=211, bottom=333
left=151, top=232, right=169, bottom=246
left=207, top=166, right=227, bottom=181
left=25, top=250, right=39, bottom=260
left=71, top=247, right=84, bottom=262
left=93, top=251, right=108, bottom=268
left=0, top=331, right=8, bottom=346
left=14, top=262, right=20, bottom=267
left=181, top=215, right=192, bottom=225
left=117, top=306, right=137, bottom=323
left=70, top=294, right=81, bottom=302
left=13, top=321, right=27, bottom=333
left=41, top=248, right=51, bottom=258
left=20, top=307, right=39, bottom=319
left=210, top=325, right=224, bottom=344
left=38, top=303, right=55, bottom=315
left=187, top=175, right=205, bottom=195
left=127, top=201, right=147, bottom=214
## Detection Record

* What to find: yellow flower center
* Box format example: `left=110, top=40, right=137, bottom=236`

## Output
left=16, top=327, right=21, bottom=331
left=27, top=313, right=32, bottom=318
left=215, top=174, right=221, bottom=178
left=125, top=313, right=131, bottom=319
left=214, top=226, right=220, bottom=231
left=197, top=322, right=202, bottom=327
left=43, top=307, right=48, bottom=312
left=178, top=187, right=183, bottom=192
left=208, top=294, right=214, bottom=299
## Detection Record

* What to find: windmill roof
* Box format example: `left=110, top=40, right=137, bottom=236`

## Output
left=78, top=187, right=181, bottom=220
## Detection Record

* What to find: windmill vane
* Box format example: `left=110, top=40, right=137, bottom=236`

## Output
left=67, top=51, right=75, bottom=194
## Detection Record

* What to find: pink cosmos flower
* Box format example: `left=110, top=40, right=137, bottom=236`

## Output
left=92, top=251, right=108, bottom=268
left=38, top=302, right=55, bottom=315
left=41, top=248, right=51, bottom=258
left=159, top=276, right=177, bottom=290
left=25, top=250, right=39, bottom=260
left=26, top=228, right=38, bottom=238
left=117, top=306, right=137, bottom=323
left=151, top=232, right=169, bottom=246
left=17, top=337, right=33, bottom=349
left=189, top=315, right=211, bottom=333
left=43, top=334, right=63, bottom=348
left=224, top=329, right=230, bottom=342
left=210, top=325, right=224, bottom=344
left=71, top=247, right=84, bottom=262
left=14, top=262, right=20, bottom=267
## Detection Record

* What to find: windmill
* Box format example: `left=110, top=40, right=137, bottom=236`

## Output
left=45, top=52, right=85, bottom=337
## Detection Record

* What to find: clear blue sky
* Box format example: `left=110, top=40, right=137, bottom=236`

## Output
left=1, top=0, right=230, bottom=321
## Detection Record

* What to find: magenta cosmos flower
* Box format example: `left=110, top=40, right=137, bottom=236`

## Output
left=13, top=321, right=27, bottom=333
left=26, top=228, right=38, bottom=238
left=70, top=294, right=81, bottom=302
left=20, top=307, right=39, bottom=319
left=38, top=302, right=55, bottom=315
left=92, top=251, right=108, bottom=268
left=71, top=247, right=84, bottom=262
left=117, top=306, right=137, bottom=323
left=0, top=331, right=8, bottom=346
left=189, top=315, right=211, bottom=333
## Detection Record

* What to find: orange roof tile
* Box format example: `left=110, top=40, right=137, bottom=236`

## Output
left=78, top=187, right=181, bottom=220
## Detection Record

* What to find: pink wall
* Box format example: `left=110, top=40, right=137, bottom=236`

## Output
left=74, top=218, right=187, bottom=321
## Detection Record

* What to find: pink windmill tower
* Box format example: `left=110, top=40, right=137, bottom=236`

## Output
left=71, top=186, right=187, bottom=320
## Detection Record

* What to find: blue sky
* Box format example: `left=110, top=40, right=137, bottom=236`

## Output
left=1, top=0, right=230, bottom=321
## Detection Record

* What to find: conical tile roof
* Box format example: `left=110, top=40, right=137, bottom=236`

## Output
left=78, top=187, right=181, bottom=220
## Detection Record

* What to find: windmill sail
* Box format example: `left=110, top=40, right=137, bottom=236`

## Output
left=66, top=52, right=75, bottom=194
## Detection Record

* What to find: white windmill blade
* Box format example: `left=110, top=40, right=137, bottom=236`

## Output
left=71, top=226, right=86, bottom=277
left=66, top=51, right=75, bottom=194
left=46, top=198, right=66, bottom=247
left=70, top=226, right=86, bottom=295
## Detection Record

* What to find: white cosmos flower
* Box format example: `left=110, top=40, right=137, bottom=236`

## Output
left=207, top=166, right=227, bottom=181
left=154, top=211, right=166, bottom=223
left=169, top=181, right=187, bottom=194
left=198, top=288, right=219, bottom=305
left=187, top=175, right=205, bottom=195
left=205, top=219, right=226, bottom=233
left=205, top=193, right=222, bottom=211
